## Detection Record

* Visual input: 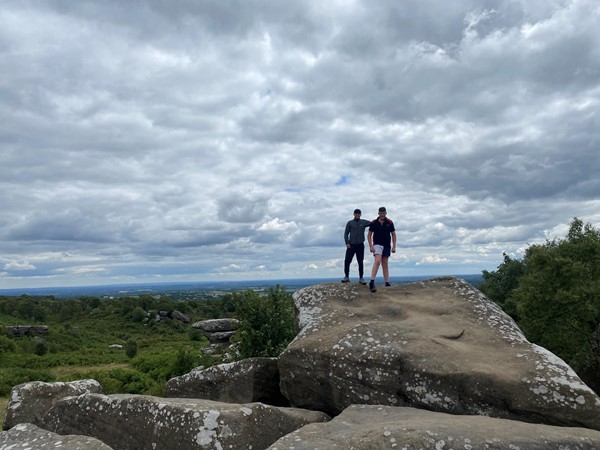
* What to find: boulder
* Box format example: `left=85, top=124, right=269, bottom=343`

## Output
left=268, top=405, right=600, bottom=449
left=193, top=318, right=240, bottom=345
left=192, top=318, right=240, bottom=332
left=43, top=393, right=330, bottom=450
left=205, top=330, right=236, bottom=344
left=5, top=325, right=48, bottom=337
left=3, top=379, right=103, bottom=430
left=156, top=310, right=190, bottom=324
left=166, top=357, right=289, bottom=406
left=278, top=278, right=600, bottom=430
left=0, top=422, right=113, bottom=449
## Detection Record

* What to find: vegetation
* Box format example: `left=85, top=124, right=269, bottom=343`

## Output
left=0, top=292, right=238, bottom=398
left=232, top=286, right=298, bottom=359
left=480, top=218, right=600, bottom=394
left=0, top=285, right=299, bottom=411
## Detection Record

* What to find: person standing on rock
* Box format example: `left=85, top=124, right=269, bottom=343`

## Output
left=342, top=208, right=371, bottom=284
left=367, top=206, right=396, bottom=292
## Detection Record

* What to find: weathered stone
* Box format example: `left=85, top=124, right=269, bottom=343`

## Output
left=166, top=357, right=289, bottom=406
left=156, top=310, right=190, bottom=323
left=268, top=405, right=600, bottom=449
left=5, top=325, right=48, bottom=337
left=205, top=330, right=236, bottom=344
left=0, top=422, right=113, bottom=449
left=278, top=278, right=600, bottom=430
left=3, top=379, right=103, bottom=430
left=170, top=310, right=190, bottom=324
left=44, top=393, right=330, bottom=450
left=192, top=318, right=240, bottom=332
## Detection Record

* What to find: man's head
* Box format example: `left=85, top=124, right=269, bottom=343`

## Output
left=378, top=206, right=387, bottom=220
left=353, top=208, right=362, bottom=219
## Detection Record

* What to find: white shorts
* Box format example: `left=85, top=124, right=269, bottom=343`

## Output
left=373, top=245, right=391, bottom=257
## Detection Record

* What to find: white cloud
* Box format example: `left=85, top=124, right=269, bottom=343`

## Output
left=1, top=0, right=599, bottom=288
left=3, top=261, right=36, bottom=271
left=417, top=256, right=450, bottom=265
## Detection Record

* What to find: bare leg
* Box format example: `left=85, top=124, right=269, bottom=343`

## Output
left=370, top=254, right=382, bottom=280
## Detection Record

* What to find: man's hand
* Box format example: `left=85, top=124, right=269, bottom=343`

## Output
left=392, top=247, right=396, bottom=253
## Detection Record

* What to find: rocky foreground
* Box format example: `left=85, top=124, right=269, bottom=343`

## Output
left=2, top=277, right=600, bottom=449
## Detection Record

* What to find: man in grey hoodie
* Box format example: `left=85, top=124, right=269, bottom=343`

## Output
left=342, top=209, right=371, bottom=284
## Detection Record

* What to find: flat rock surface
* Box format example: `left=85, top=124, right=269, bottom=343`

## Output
left=278, top=277, right=600, bottom=430
left=0, top=422, right=113, bottom=449
left=268, top=405, right=600, bottom=449
left=3, top=379, right=102, bottom=430
left=43, top=393, right=329, bottom=450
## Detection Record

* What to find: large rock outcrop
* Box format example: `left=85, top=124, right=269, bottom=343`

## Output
left=278, top=277, right=600, bottom=430
left=166, top=357, right=289, bottom=406
left=0, top=422, right=114, bottom=450
left=3, top=379, right=102, bottom=430
left=43, top=393, right=329, bottom=450
left=268, top=405, right=600, bottom=449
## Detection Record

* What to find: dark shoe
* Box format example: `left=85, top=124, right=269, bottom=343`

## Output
left=341, top=276, right=350, bottom=283
left=385, top=282, right=391, bottom=287
left=358, top=278, right=367, bottom=285
left=369, top=280, right=377, bottom=292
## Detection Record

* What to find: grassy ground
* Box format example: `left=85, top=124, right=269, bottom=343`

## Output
left=50, top=363, right=130, bottom=378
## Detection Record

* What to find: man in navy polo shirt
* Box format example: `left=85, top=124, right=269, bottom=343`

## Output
left=367, top=206, right=397, bottom=292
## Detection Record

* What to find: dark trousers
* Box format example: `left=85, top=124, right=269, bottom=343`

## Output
left=344, top=243, right=365, bottom=278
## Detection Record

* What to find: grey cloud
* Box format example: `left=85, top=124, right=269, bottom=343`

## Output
left=1, top=0, right=599, bottom=288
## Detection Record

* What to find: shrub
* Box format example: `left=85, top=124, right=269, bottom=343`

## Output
left=233, top=286, right=297, bottom=359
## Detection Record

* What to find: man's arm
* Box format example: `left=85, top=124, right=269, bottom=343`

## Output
left=344, top=222, right=351, bottom=247
left=391, top=231, right=397, bottom=253
left=368, top=230, right=374, bottom=252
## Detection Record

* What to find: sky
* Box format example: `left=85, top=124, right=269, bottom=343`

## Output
left=1, top=0, right=599, bottom=289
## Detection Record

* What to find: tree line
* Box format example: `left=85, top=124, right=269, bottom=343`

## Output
left=479, top=217, right=600, bottom=394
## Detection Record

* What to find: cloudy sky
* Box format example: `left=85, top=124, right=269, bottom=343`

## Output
left=1, top=0, right=599, bottom=289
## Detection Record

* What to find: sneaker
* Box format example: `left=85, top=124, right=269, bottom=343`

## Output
left=369, top=280, right=377, bottom=292
left=385, top=282, right=391, bottom=287
left=341, top=276, right=350, bottom=283
left=358, top=278, right=367, bottom=285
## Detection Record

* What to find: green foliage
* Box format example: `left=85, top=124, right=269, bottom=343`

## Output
left=0, top=289, right=240, bottom=397
left=0, top=368, right=55, bottom=396
left=233, top=286, right=297, bottom=359
left=480, top=252, right=525, bottom=318
left=512, top=218, right=600, bottom=365
left=0, top=335, right=16, bottom=353
left=125, top=340, right=138, bottom=358
left=482, top=218, right=600, bottom=393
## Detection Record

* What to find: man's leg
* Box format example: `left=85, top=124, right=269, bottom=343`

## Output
left=343, top=246, right=356, bottom=281
left=356, top=244, right=365, bottom=280
left=382, top=256, right=390, bottom=285
left=369, top=254, right=381, bottom=292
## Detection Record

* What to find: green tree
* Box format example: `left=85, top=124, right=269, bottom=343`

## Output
left=480, top=252, right=525, bottom=318
left=233, top=286, right=297, bottom=358
left=125, top=339, right=138, bottom=358
left=509, top=218, right=600, bottom=391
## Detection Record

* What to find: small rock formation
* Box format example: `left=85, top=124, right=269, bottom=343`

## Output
left=156, top=310, right=190, bottom=324
left=267, top=405, right=600, bottom=449
left=278, top=278, right=600, bottom=430
left=4, top=325, right=48, bottom=337
left=192, top=318, right=240, bottom=344
left=0, top=422, right=114, bottom=450
left=43, top=393, right=329, bottom=450
left=166, top=357, right=289, bottom=406
left=3, top=379, right=103, bottom=430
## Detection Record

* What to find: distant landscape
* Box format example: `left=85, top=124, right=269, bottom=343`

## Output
left=0, top=274, right=483, bottom=299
